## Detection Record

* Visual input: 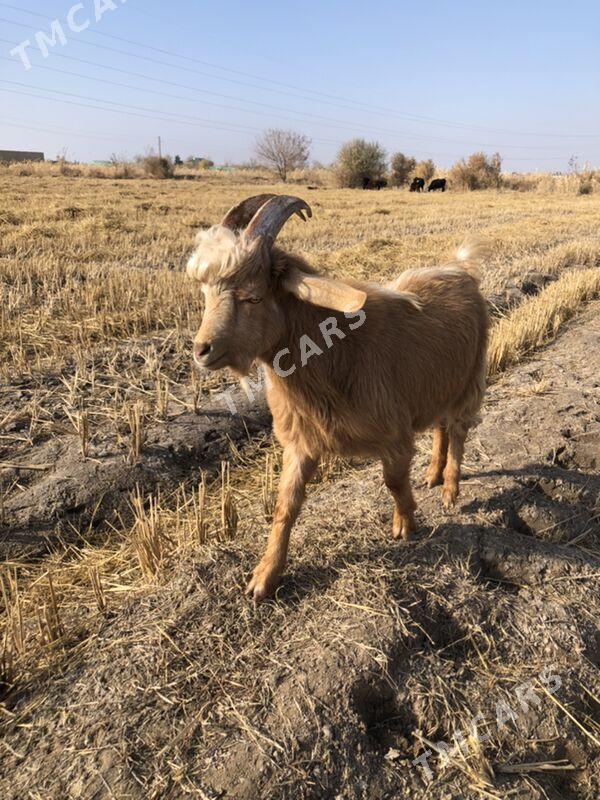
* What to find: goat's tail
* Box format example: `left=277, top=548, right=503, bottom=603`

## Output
left=451, top=237, right=490, bottom=283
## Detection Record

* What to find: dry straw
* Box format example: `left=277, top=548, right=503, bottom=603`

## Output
left=35, top=573, right=65, bottom=646
left=65, top=407, right=90, bottom=458
left=155, top=376, right=170, bottom=420
left=127, top=401, right=146, bottom=464
left=88, top=567, right=107, bottom=616
left=184, top=474, right=209, bottom=544
left=261, top=452, right=277, bottom=522
left=488, top=268, right=600, bottom=375
left=131, top=490, right=168, bottom=579
left=220, top=461, right=239, bottom=539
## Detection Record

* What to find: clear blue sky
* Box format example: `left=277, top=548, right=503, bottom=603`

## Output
left=1, top=0, right=599, bottom=171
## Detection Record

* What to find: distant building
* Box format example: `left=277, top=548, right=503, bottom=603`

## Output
left=0, top=150, right=44, bottom=163
left=186, top=156, right=215, bottom=168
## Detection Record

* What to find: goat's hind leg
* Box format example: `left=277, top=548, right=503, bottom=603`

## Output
left=383, top=450, right=417, bottom=541
left=424, top=421, right=448, bottom=488
left=442, top=418, right=470, bottom=508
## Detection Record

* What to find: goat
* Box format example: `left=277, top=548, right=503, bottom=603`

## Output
left=410, top=177, right=425, bottom=192
left=187, top=195, right=489, bottom=601
left=428, top=178, right=446, bottom=192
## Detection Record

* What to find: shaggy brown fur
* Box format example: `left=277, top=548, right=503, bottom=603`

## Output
left=188, top=195, right=489, bottom=600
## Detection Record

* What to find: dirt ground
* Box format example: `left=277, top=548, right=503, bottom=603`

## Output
left=0, top=388, right=269, bottom=562
left=1, top=308, right=598, bottom=798
left=1, top=177, right=599, bottom=799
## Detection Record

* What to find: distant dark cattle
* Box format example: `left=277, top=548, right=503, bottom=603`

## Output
left=428, top=178, right=447, bottom=192
left=362, top=177, right=388, bottom=190
left=409, top=177, right=425, bottom=192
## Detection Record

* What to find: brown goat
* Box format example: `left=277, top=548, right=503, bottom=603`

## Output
left=187, top=195, right=489, bottom=600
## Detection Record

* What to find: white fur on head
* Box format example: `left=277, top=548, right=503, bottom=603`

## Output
left=186, top=225, right=249, bottom=283
left=187, top=223, right=368, bottom=315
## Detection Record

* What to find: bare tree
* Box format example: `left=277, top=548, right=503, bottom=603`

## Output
left=390, top=152, right=416, bottom=187
left=335, top=139, right=388, bottom=188
left=255, top=129, right=311, bottom=182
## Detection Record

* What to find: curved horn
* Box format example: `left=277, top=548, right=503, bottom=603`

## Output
left=245, top=195, right=312, bottom=242
left=220, top=194, right=278, bottom=231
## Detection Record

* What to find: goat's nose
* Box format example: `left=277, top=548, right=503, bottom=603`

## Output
left=194, top=341, right=211, bottom=361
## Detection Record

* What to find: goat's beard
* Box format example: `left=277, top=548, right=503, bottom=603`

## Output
left=230, top=355, right=256, bottom=378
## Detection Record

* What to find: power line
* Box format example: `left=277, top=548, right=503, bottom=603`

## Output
left=0, top=15, right=583, bottom=162
left=0, top=82, right=341, bottom=146
left=0, top=53, right=575, bottom=152
left=0, top=39, right=374, bottom=129
left=1, top=15, right=409, bottom=118
left=0, top=47, right=586, bottom=156
left=0, top=118, right=272, bottom=160
left=0, top=92, right=569, bottom=164
left=1, top=117, right=140, bottom=142
left=1, top=5, right=598, bottom=140
left=0, top=52, right=427, bottom=141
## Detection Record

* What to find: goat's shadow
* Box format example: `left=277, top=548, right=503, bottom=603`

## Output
left=267, top=459, right=600, bottom=610
left=463, top=460, right=599, bottom=528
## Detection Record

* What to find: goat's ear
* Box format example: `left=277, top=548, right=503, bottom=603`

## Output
left=283, top=270, right=367, bottom=313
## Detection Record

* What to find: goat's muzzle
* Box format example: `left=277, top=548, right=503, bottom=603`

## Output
left=193, top=341, right=228, bottom=370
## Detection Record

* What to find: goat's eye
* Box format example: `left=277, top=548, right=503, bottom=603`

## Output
left=238, top=294, right=262, bottom=304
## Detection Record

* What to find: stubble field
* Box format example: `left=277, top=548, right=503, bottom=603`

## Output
left=0, top=172, right=599, bottom=799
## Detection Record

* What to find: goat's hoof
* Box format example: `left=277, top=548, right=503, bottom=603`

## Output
left=424, top=468, right=444, bottom=489
left=442, top=486, right=459, bottom=509
left=246, top=562, right=282, bottom=602
left=392, top=512, right=415, bottom=541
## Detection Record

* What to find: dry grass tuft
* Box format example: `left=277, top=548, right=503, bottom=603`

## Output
left=488, top=268, right=600, bottom=375
left=261, top=452, right=277, bottom=522
left=220, top=461, right=239, bottom=539
left=126, top=401, right=146, bottom=464
left=132, top=491, right=169, bottom=579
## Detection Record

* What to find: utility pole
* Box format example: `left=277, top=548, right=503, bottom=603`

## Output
left=157, top=136, right=162, bottom=158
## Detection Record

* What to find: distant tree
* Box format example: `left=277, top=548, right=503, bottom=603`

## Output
left=174, top=154, right=183, bottom=165
left=390, top=152, right=417, bottom=187
left=410, top=158, right=436, bottom=184
left=254, top=128, right=311, bottom=182
left=335, top=139, right=388, bottom=188
left=108, top=152, right=130, bottom=167
left=139, top=154, right=174, bottom=179
left=449, top=152, right=502, bottom=190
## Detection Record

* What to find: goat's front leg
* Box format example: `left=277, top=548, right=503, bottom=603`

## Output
left=246, top=447, right=318, bottom=601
